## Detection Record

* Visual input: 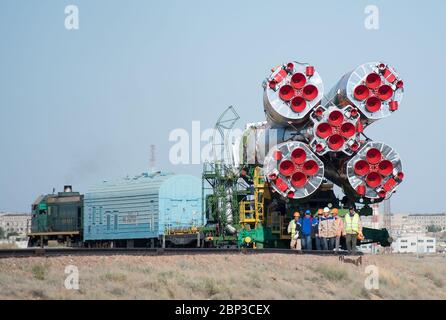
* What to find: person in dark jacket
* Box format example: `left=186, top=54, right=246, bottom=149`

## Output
left=312, top=209, right=323, bottom=250
left=298, top=210, right=313, bottom=250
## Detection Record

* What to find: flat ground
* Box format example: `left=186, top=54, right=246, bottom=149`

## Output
left=0, top=253, right=445, bottom=299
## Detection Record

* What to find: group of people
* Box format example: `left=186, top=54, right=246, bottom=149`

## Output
left=287, top=206, right=363, bottom=254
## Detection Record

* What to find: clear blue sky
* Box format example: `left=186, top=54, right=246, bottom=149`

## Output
left=0, top=0, right=445, bottom=213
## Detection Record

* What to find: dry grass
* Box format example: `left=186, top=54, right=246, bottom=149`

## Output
left=0, top=243, right=18, bottom=249
left=31, top=262, right=49, bottom=280
left=0, top=254, right=445, bottom=300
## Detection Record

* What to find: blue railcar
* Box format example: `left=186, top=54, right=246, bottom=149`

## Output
left=83, top=172, right=203, bottom=247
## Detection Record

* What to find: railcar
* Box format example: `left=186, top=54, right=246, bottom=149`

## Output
left=83, top=171, right=203, bottom=248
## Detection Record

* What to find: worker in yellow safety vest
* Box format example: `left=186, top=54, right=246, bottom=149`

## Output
left=287, top=212, right=302, bottom=250
left=343, top=206, right=362, bottom=255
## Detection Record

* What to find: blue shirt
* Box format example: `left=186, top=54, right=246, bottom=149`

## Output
left=299, top=216, right=313, bottom=236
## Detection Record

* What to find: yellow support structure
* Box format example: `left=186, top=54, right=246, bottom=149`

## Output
left=239, top=201, right=256, bottom=224
left=239, top=167, right=270, bottom=228
left=254, top=167, right=266, bottom=226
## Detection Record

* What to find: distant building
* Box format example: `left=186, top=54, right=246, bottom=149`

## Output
left=407, top=214, right=446, bottom=230
left=389, top=213, right=446, bottom=237
left=359, top=243, right=383, bottom=254
left=359, top=209, right=444, bottom=254
left=0, top=212, right=31, bottom=238
left=360, top=215, right=382, bottom=229
left=392, top=235, right=436, bottom=253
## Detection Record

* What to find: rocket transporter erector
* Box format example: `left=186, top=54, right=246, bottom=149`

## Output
left=240, top=61, right=405, bottom=204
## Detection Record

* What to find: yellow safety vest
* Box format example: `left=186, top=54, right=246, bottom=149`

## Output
left=288, top=220, right=298, bottom=238
left=344, top=213, right=360, bottom=234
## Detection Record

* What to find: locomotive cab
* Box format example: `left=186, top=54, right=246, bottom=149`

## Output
left=28, top=186, right=83, bottom=247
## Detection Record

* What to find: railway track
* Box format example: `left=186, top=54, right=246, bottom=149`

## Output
left=0, top=247, right=358, bottom=259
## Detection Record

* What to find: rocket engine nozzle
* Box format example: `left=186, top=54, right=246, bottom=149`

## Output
left=328, top=110, right=344, bottom=126
left=279, top=85, right=295, bottom=101
left=264, top=61, right=324, bottom=125
left=291, top=96, right=307, bottom=113
left=325, top=62, right=404, bottom=122
left=328, top=134, right=344, bottom=151
left=291, top=147, right=307, bottom=164
left=316, top=122, right=332, bottom=139
left=346, top=141, right=403, bottom=200
left=264, top=141, right=324, bottom=199
left=291, top=172, right=307, bottom=188
left=302, top=85, right=319, bottom=101
left=279, top=160, right=295, bottom=176
left=354, top=85, right=370, bottom=101
left=309, top=105, right=361, bottom=156
left=290, top=73, right=306, bottom=89
left=366, top=72, right=381, bottom=89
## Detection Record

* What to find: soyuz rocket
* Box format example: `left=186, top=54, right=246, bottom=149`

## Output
left=238, top=61, right=404, bottom=205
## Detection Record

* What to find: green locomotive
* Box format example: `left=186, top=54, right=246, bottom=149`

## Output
left=28, top=185, right=83, bottom=247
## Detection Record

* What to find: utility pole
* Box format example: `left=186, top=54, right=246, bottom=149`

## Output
left=371, top=203, right=380, bottom=254
left=416, top=233, right=419, bottom=259
left=384, top=199, right=391, bottom=230
left=149, top=145, right=156, bottom=172
left=383, top=199, right=392, bottom=253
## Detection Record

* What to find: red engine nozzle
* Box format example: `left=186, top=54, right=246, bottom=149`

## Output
left=350, top=142, right=359, bottom=152
left=290, top=96, right=306, bottom=113
left=279, top=84, right=295, bottom=101
left=340, top=122, right=356, bottom=138
left=274, top=177, right=288, bottom=192
left=314, top=108, right=324, bottom=117
left=378, top=160, right=393, bottom=176
left=365, top=96, right=382, bottom=113
left=356, top=184, right=366, bottom=196
left=273, top=150, right=282, bottom=161
left=354, top=160, right=370, bottom=176
left=389, top=101, right=399, bottom=111
left=366, top=148, right=382, bottom=164
left=306, top=66, right=315, bottom=77
left=291, top=172, right=307, bottom=188
left=354, top=85, right=370, bottom=101
left=378, top=85, right=393, bottom=101
left=268, top=173, right=277, bottom=180
left=302, top=84, right=318, bottom=101
left=315, top=143, right=325, bottom=153
left=302, top=160, right=319, bottom=176
left=279, top=160, right=295, bottom=176
left=290, top=73, right=306, bottom=89
left=328, top=110, right=344, bottom=126
left=366, top=172, right=382, bottom=188
left=327, top=134, right=344, bottom=150
left=291, top=148, right=307, bottom=164
left=316, top=122, right=333, bottom=139
left=366, top=73, right=382, bottom=89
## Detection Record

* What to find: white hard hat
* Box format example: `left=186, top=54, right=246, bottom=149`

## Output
left=323, top=207, right=330, bottom=213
